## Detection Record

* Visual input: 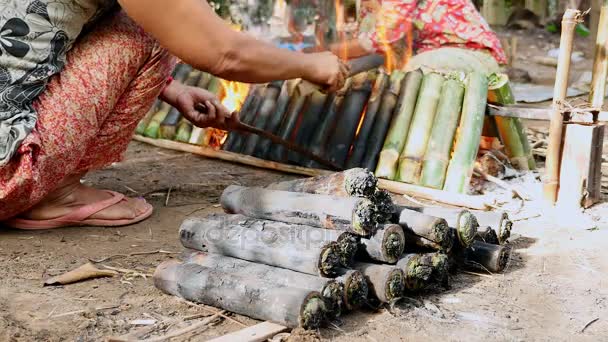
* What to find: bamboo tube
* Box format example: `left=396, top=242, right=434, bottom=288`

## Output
left=268, top=87, right=307, bottom=162
left=397, top=253, right=449, bottom=291
left=175, top=118, right=193, bottom=143
left=394, top=207, right=452, bottom=252
left=222, top=87, right=260, bottom=151
left=463, top=240, right=511, bottom=273
left=443, top=72, right=489, bottom=194
left=346, top=71, right=389, bottom=169
left=265, top=168, right=378, bottom=198
left=361, top=71, right=406, bottom=171
left=242, top=81, right=283, bottom=156
left=544, top=9, right=581, bottom=204
left=336, top=270, right=369, bottom=310
left=419, top=79, right=465, bottom=189
left=220, top=186, right=377, bottom=236
left=488, top=73, right=535, bottom=170
left=589, top=0, right=608, bottom=108
left=143, top=102, right=172, bottom=138
left=154, top=260, right=327, bottom=329
left=136, top=100, right=160, bottom=135
left=482, top=0, right=509, bottom=26
left=254, top=81, right=294, bottom=158
left=306, top=79, right=352, bottom=169
left=186, top=252, right=344, bottom=318
left=353, top=262, right=405, bottom=303
left=179, top=215, right=343, bottom=277
left=476, top=227, right=500, bottom=245
left=326, top=73, right=373, bottom=168
left=231, top=89, right=265, bottom=153
left=358, top=224, right=405, bottom=264
left=288, top=90, right=329, bottom=164
left=375, top=70, right=423, bottom=180
left=372, top=189, right=395, bottom=223
left=397, top=73, right=445, bottom=184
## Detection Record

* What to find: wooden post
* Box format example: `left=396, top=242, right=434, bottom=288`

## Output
left=543, top=9, right=581, bottom=204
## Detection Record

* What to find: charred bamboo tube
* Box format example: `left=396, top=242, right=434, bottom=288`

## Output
left=443, top=72, right=489, bottom=193
left=419, top=79, right=465, bottom=189
left=353, top=262, right=405, bottom=303
left=358, top=224, right=405, bottom=264
left=179, top=215, right=342, bottom=277
left=231, top=90, right=265, bottom=153
left=288, top=91, right=329, bottom=164
left=476, top=227, right=500, bottom=245
left=143, top=102, right=172, bottom=138
left=375, top=70, right=424, bottom=180
left=222, top=87, right=259, bottom=151
left=464, top=241, right=511, bottom=273
left=306, top=79, right=352, bottom=169
left=488, top=73, right=535, bottom=170
left=398, top=206, right=479, bottom=249
left=361, top=71, right=406, bottom=171
left=397, top=73, right=445, bottom=183
left=154, top=260, right=327, bottom=329
left=398, top=253, right=450, bottom=291
left=254, top=81, right=294, bottom=158
left=326, top=73, right=373, bottom=168
left=137, top=100, right=160, bottom=135
left=186, top=252, right=344, bottom=318
left=394, top=207, right=452, bottom=252
left=371, top=189, right=395, bottom=223
left=265, top=168, right=378, bottom=198
left=220, top=186, right=377, bottom=236
left=268, top=87, right=307, bottom=162
left=242, top=81, right=284, bottom=156
left=336, top=270, right=369, bottom=310
left=346, top=71, right=389, bottom=168
left=175, top=118, right=193, bottom=143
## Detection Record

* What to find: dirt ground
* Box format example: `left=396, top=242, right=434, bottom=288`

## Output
left=1, top=29, right=608, bottom=341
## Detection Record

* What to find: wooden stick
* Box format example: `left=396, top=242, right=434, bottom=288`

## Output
left=180, top=215, right=343, bottom=277
left=353, top=262, right=405, bottom=303
left=488, top=104, right=608, bottom=122
left=220, top=186, right=377, bottom=236
left=589, top=0, right=608, bottom=109
left=544, top=9, right=581, bottom=204
left=153, top=260, right=327, bottom=329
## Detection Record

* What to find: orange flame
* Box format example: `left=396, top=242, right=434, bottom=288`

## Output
left=204, top=80, right=250, bottom=148
left=376, top=20, right=395, bottom=72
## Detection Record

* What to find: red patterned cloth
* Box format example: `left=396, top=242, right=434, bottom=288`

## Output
left=357, top=0, right=507, bottom=64
left=0, top=12, right=175, bottom=220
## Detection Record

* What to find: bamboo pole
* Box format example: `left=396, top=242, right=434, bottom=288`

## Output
left=397, top=73, right=445, bottom=184
left=143, top=102, right=172, bottom=139
left=220, top=186, right=378, bottom=236
left=358, top=224, right=405, bottom=264
left=463, top=241, right=511, bottom=273
left=482, top=0, right=509, bottom=26
left=242, top=81, right=283, bottom=156
left=175, top=118, right=193, bottom=143
left=397, top=253, right=449, bottom=291
left=353, top=262, right=405, bottom=303
left=419, top=79, right=465, bottom=189
left=543, top=9, right=581, bottom=204
left=222, top=86, right=260, bottom=151
left=154, top=260, right=327, bottom=329
left=346, top=71, right=389, bottom=168
left=136, top=100, right=160, bottom=135
left=253, top=81, right=294, bottom=158
left=375, top=70, right=424, bottom=180
left=268, top=87, right=307, bottom=162
left=336, top=270, right=369, bottom=310
left=288, top=90, right=329, bottom=164
left=180, top=215, right=343, bottom=277
left=394, top=207, right=453, bottom=252
left=362, top=71, right=407, bottom=171
left=265, top=168, right=378, bottom=197
left=443, top=72, right=489, bottom=194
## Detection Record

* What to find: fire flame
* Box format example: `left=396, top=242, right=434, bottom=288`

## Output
left=205, top=80, right=249, bottom=148
left=376, top=18, right=396, bottom=72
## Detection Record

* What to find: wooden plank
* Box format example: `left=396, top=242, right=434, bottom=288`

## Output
left=207, top=322, right=288, bottom=342
left=487, top=104, right=608, bottom=122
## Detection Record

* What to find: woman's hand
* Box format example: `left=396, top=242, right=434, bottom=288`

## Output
left=304, top=52, right=350, bottom=92
left=160, top=81, right=236, bottom=129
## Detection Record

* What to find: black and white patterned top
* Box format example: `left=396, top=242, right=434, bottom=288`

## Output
left=0, top=0, right=117, bottom=166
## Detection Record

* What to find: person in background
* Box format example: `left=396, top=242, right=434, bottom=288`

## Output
left=0, top=0, right=347, bottom=229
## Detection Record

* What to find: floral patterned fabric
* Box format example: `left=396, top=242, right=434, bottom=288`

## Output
left=0, top=0, right=118, bottom=166
left=0, top=11, right=175, bottom=220
left=357, top=0, right=507, bottom=64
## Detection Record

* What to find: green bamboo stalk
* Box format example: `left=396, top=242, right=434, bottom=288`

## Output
left=443, top=72, right=489, bottom=194
left=143, top=102, right=172, bottom=138
left=420, top=79, right=465, bottom=189
left=375, top=70, right=423, bottom=180
left=175, top=118, right=193, bottom=143
left=136, top=99, right=160, bottom=135
left=396, top=72, right=445, bottom=184
left=488, top=73, right=536, bottom=170
left=197, top=72, right=212, bottom=89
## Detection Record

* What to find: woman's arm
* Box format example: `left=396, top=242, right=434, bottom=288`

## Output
left=118, top=0, right=344, bottom=87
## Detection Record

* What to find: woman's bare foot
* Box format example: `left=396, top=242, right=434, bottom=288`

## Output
left=21, top=174, right=150, bottom=221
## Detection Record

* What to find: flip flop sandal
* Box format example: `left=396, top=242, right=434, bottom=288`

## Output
left=4, top=191, right=153, bottom=230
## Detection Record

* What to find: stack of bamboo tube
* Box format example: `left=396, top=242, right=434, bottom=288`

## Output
left=153, top=169, right=513, bottom=330
left=135, top=65, right=536, bottom=194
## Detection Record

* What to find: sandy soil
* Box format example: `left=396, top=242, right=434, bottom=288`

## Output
left=1, top=29, right=608, bottom=341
